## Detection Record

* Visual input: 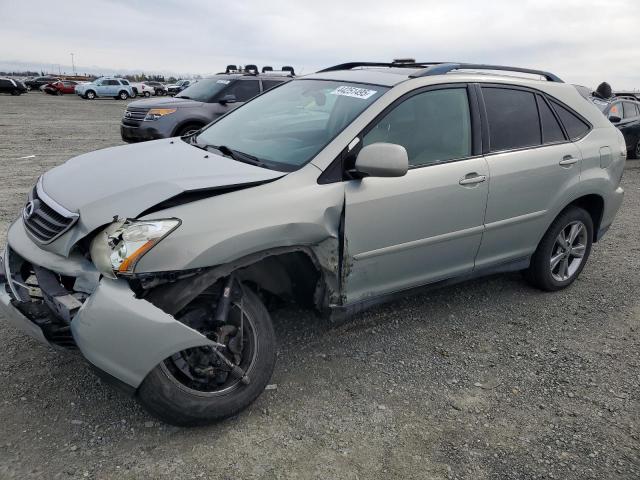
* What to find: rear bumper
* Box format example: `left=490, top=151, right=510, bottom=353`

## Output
left=1, top=219, right=214, bottom=389
left=598, top=186, right=624, bottom=240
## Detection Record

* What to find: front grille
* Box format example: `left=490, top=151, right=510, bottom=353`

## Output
left=123, top=107, right=149, bottom=121
left=23, top=181, right=78, bottom=243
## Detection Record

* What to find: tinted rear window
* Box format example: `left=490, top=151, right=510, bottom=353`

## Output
left=550, top=101, right=590, bottom=140
left=536, top=96, right=565, bottom=144
left=482, top=87, right=541, bottom=152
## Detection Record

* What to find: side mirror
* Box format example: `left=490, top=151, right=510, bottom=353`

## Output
left=354, top=142, right=409, bottom=178
left=609, top=115, right=621, bottom=123
left=219, top=93, right=238, bottom=105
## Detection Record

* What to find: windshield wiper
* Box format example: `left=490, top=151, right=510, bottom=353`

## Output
left=209, top=145, right=268, bottom=168
left=176, top=95, right=191, bottom=99
left=184, top=134, right=208, bottom=150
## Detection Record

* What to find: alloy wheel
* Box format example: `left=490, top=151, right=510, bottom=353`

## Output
left=550, top=220, right=587, bottom=282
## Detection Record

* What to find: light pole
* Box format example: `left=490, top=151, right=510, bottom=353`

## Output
left=70, top=53, right=76, bottom=76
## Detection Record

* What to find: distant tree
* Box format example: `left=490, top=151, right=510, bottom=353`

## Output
left=167, top=76, right=177, bottom=83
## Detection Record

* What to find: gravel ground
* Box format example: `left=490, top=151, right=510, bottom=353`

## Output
left=0, top=93, right=639, bottom=480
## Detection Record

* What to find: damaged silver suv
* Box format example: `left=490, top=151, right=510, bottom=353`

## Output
left=0, top=61, right=626, bottom=426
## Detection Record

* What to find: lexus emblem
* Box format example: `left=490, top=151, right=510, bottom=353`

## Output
left=23, top=200, right=37, bottom=220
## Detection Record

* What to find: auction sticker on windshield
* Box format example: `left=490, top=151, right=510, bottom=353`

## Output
left=217, top=80, right=231, bottom=84
left=330, top=86, right=377, bottom=99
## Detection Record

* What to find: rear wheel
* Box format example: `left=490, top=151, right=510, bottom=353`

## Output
left=137, top=286, right=276, bottom=426
left=11, top=90, right=20, bottom=96
left=144, top=91, right=151, bottom=97
left=85, top=90, right=96, bottom=99
left=525, top=207, right=593, bottom=291
left=629, top=139, right=640, bottom=160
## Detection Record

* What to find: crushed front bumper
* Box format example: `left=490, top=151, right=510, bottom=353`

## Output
left=1, top=220, right=214, bottom=389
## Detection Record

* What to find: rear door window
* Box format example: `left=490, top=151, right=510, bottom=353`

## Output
left=550, top=101, right=591, bottom=140
left=608, top=103, right=623, bottom=120
left=482, top=87, right=541, bottom=152
left=623, top=102, right=639, bottom=119
left=228, top=80, right=261, bottom=101
left=536, top=96, right=566, bottom=144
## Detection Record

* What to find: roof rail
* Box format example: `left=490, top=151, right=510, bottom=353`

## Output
left=318, top=61, right=441, bottom=73
left=409, top=63, right=563, bottom=82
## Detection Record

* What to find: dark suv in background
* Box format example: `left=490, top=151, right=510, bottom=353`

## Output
left=24, top=76, right=60, bottom=91
left=604, top=99, right=640, bottom=159
left=145, top=81, right=168, bottom=96
left=120, top=67, right=294, bottom=142
left=0, top=77, right=28, bottom=95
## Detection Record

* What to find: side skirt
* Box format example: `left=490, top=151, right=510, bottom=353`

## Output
left=329, top=256, right=530, bottom=323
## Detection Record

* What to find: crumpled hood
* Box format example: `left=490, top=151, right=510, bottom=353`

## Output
left=41, top=138, right=285, bottom=235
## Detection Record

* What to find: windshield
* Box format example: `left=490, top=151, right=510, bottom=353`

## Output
left=176, top=77, right=232, bottom=102
left=194, top=79, right=388, bottom=171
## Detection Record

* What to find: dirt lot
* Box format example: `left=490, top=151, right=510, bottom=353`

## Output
left=0, top=93, right=638, bottom=480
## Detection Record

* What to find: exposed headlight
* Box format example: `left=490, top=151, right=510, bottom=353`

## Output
left=144, top=108, right=176, bottom=121
left=90, top=218, right=180, bottom=278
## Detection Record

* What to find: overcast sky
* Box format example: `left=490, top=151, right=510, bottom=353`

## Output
left=1, top=0, right=639, bottom=89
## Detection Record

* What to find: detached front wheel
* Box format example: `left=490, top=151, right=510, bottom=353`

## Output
left=137, top=286, right=276, bottom=426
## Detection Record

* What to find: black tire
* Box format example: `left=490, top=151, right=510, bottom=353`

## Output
left=629, top=139, right=640, bottom=160
left=118, top=90, right=129, bottom=100
left=10, top=90, right=20, bottom=96
left=137, top=287, right=277, bottom=426
left=176, top=123, right=203, bottom=137
left=25, top=85, right=32, bottom=91
left=144, top=91, right=151, bottom=97
left=525, top=206, right=593, bottom=291
left=85, top=90, right=96, bottom=100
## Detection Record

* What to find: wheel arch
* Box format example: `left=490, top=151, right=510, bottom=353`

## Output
left=172, top=119, right=206, bottom=137
left=563, top=194, right=604, bottom=242
left=142, top=245, right=335, bottom=317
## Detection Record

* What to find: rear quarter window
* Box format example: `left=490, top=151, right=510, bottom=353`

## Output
left=550, top=101, right=591, bottom=140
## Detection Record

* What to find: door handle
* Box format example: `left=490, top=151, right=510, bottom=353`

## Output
left=459, top=174, right=487, bottom=186
left=559, top=155, right=579, bottom=166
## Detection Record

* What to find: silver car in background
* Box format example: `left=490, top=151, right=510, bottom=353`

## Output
left=0, top=61, right=625, bottom=426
